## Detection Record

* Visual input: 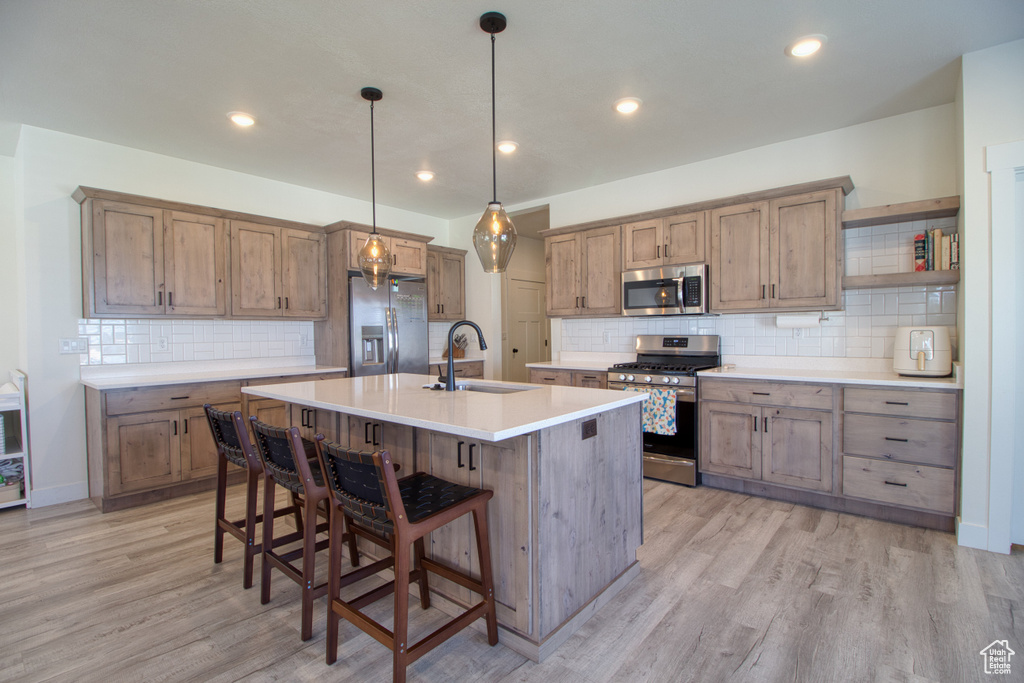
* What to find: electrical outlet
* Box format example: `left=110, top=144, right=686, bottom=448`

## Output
left=157, top=337, right=169, bottom=351
left=581, top=418, right=598, bottom=440
left=300, top=330, right=310, bottom=348
left=59, top=337, right=88, bottom=354
left=794, top=328, right=803, bottom=338
left=603, top=331, right=612, bottom=344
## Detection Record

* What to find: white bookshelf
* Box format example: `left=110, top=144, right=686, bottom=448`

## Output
left=0, top=370, right=31, bottom=509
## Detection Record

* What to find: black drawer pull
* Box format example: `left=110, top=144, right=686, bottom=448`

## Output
left=753, top=416, right=758, bottom=432
left=168, top=292, right=173, bottom=307
left=364, top=422, right=371, bottom=444
left=469, top=443, right=477, bottom=471
left=763, top=416, right=768, bottom=432
left=457, top=441, right=465, bottom=468
left=170, top=396, right=190, bottom=400
left=884, top=436, right=908, bottom=442
left=884, top=481, right=908, bottom=487
left=183, top=419, right=188, bottom=434
left=752, top=392, right=771, bottom=396
left=885, top=401, right=909, bottom=406
left=173, top=420, right=177, bottom=436
left=372, top=423, right=381, bottom=446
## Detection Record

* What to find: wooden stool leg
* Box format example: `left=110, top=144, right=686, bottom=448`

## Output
left=214, top=456, right=228, bottom=564
left=291, top=491, right=303, bottom=530
left=300, top=493, right=319, bottom=641
left=392, top=538, right=411, bottom=683
left=413, top=537, right=430, bottom=609
left=344, top=513, right=360, bottom=567
left=472, top=506, right=499, bottom=646
left=242, top=468, right=260, bottom=589
left=260, top=476, right=276, bottom=605
left=326, top=507, right=343, bottom=665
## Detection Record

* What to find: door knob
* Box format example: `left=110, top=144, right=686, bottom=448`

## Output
left=512, top=348, right=519, bottom=354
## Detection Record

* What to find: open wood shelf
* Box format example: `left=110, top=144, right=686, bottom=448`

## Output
left=843, top=270, right=960, bottom=290
left=842, top=196, right=960, bottom=229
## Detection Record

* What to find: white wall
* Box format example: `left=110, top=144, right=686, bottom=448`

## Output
left=13, top=126, right=447, bottom=506
left=0, top=151, right=25, bottom=375
left=957, top=38, right=1024, bottom=552
left=455, top=104, right=958, bottom=378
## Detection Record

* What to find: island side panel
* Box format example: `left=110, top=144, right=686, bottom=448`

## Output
left=536, top=402, right=643, bottom=638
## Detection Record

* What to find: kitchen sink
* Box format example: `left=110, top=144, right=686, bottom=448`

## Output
left=422, top=382, right=537, bottom=394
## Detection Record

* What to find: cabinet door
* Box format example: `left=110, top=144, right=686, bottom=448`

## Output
left=439, top=252, right=466, bottom=319
left=231, top=221, right=282, bottom=317
left=699, top=401, right=762, bottom=479
left=425, top=250, right=442, bottom=317
left=91, top=201, right=165, bottom=315
left=770, top=190, right=838, bottom=308
left=247, top=397, right=288, bottom=428
left=107, top=410, right=181, bottom=495
left=291, top=405, right=339, bottom=442
left=347, top=417, right=416, bottom=474
left=181, top=402, right=241, bottom=480
left=281, top=228, right=326, bottom=318
left=425, top=433, right=475, bottom=604
left=572, top=372, right=607, bottom=389
left=761, top=407, right=833, bottom=492
left=622, top=219, right=663, bottom=270
left=664, top=210, right=706, bottom=265
left=579, top=226, right=621, bottom=316
left=165, top=211, right=228, bottom=316
left=710, top=201, right=769, bottom=311
left=391, top=237, right=428, bottom=277
left=545, top=233, right=580, bottom=316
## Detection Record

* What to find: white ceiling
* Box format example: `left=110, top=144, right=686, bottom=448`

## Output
left=2, top=1, right=1022, bottom=220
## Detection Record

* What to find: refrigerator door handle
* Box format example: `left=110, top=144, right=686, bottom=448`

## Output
left=384, top=307, right=394, bottom=373
left=390, top=307, right=400, bottom=372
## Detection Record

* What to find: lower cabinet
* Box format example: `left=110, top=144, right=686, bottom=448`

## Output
left=529, top=368, right=572, bottom=386
left=420, top=430, right=531, bottom=633
left=429, top=360, right=484, bottom=380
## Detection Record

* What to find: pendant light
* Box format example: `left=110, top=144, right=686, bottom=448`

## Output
left=472, top=11, right=517, bottom=274
left=357, top=86, right=392, bottom=290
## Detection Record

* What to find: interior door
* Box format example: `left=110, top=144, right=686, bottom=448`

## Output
left=505, top=278, right=547, bottom=383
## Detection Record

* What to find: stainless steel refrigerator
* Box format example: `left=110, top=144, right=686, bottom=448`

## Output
left=349, top=276, right=429, bottom=376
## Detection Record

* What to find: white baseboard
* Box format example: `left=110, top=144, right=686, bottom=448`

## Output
left=956, top=518, right=990, bottom=550
left=29, top=481, right=89, bottom=508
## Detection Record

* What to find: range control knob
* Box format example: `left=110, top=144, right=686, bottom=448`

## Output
left=662, top=376, right=671, bottom=384
left=618, top=374, right=626, bottom=381
left=672, top=377, right=680, bottom=385
left=626, top=375, right=635, bottom=382
left=644, top=376, right=652, bottom=383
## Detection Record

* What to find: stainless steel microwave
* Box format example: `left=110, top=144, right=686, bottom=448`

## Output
left=621, top=264, right=709, bottom=316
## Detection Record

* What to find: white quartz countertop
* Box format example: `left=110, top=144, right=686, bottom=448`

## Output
left=81, top=362, right=347, bottom=390
left=243, top=373, right=646, bottom=442
left=698, top=363, right=962, bottom=390
left=525, top=360, right=615, bottom=372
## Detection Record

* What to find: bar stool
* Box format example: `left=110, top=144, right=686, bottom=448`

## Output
left=315, top=437, right=498, bottom=683
left=203, top=405, right=304, bottom=589
left=249, top=417, right=348, bottom=641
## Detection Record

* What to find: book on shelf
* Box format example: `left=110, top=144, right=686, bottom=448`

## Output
left=914, top=234, right=926, bottom=271
left=940, top=235, right=951, bottom=270
left=950, top=233, right=960, bottom=270
left=931, top=228, right=944, bottom=271
left=925, top=231, right=934, bottom=270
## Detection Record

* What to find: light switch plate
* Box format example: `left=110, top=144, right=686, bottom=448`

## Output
left=59, top=337, right=88, bottom=354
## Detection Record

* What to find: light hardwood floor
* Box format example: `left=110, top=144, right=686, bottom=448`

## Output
left=1, top=480, right=1021, bottom=682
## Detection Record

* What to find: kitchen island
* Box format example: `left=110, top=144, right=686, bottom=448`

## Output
left=242, top=373, right=646, bottom=662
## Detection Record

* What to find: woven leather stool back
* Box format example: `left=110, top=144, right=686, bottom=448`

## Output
left=250, top=418, right=304, bottom=492
left=318, top=440, right=393, bottom=534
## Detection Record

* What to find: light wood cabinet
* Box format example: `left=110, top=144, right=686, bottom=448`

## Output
left=623, top=211, right=706, bottom=270
left=545, top=225, right=621, bottom=317
left=426, top=246, right=466, bottom=321
left=347, top=230, right=428, bottom=277
left=346, top=416, right=417, bottom=474
left=529, top=368, right=572, bottom=386
left=82, top=200, right=229, bottom=317
left=572, top=371, right=607, bottom=389
left=710, top=189, right=840, bottom=312
left=840, top=386, right=959, bottom=514
left=230, top=221, right=326, bottom=318
left=699, top=379, right=833, bottom=492
left=430, top=360, right=484, bottom=380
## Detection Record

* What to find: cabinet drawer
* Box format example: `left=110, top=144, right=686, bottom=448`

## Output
left=105, top=380, right=241, bottom=416
left=699, top=380, right=833, bottom=410
left=843, top=388, right=956, bottom=420
left=529, top=369, right=572, bottom=386
left=842, top=456, right=954, bottom=514
left=843, top=414, right=957, bottom=467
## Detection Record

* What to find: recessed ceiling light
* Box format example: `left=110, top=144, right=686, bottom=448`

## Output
left=497, top=140, right=518, bottom=154
left=416, top=170, right=435, bottom=181
left=615, top=97, right=642, bottom=114
left=227, top=111, right=256, bottom=127
left=785, top=34, right=827, bottom=58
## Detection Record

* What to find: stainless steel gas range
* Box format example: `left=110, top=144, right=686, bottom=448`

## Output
left=607, top=335, right=721, bottom=486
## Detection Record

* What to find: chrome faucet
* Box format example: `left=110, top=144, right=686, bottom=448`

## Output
left=443, top=320, right=487, bottom=391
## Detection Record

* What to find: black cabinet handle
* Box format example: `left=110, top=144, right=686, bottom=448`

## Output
left=752, top=392, right=770, bottom=396
left=884, top=436, right=909, bottom=442
left=372, top=423, right=380, bottom=446
left=173, top=420, right=177, bottom=436
left=158, top=291, right=163, bottom=306
left=170, top=395, right=190, bottom=400
left=576, top=296, right=580, bottom=308
left=364, top=422, right=371, bottom=444
left=761, top=285, right=766, bottom=299
left=469, top=443, right=477, bottom=471
left=277, top=297, right=282, bottom=309
left=771, top=284, right=775, bottom=298
left=441, top=304, right=444, bottom=314
left=183, top=419, right=187, bottom=434
left=582, top=296, right=586, bottom=308
left=885, top=401, right=909, bottom=406
left=664, top=243, right=668, bottom=259
left=763, top=416, right=768, bottom=432
left=657, top=245, right=660, bottom=259
left=457, top=441, right=465, bottom=468
left=168, top=292, right=173, bottom=307
left=753, top=416, right=758, bottom=432
left=285, top=297, right=289, bottom=309
left=884, top=481, right=908, bottom=487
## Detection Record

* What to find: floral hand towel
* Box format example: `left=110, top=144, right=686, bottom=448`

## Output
left=623, top=386, right=677, bottom=435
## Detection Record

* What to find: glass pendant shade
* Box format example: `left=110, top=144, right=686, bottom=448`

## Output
left=473, top=202, right=517, bottom=274
left=358, top=233, right=391, bottom=290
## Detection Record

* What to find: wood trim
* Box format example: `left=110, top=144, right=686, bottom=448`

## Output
left=427, top=244, right=468, bottom=256
left=96, top=470, right=246, bottom=512
left=842, top=271, right=960, bottom=290
left=841, top=196, right=960, bottom=229
left=322, top=219, right=434, bottom=243
left=73, top=187, right=322, bottom=233
left=540, top=176, right=854, bottom=237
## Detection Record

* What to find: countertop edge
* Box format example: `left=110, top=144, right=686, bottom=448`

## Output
left=697, top=365, right=963, bottom=390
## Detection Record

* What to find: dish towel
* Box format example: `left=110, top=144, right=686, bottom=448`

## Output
left=623, top=386, right=677, bottom=435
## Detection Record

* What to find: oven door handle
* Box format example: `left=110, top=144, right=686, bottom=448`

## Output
left=609, top=382, right=695, bottom=402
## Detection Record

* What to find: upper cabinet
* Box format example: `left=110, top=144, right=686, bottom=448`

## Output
left=710, top=189, right=840, bottom=312
left=546, top=225, right=621, bottom=317
left=347, top=230, right=428, bottom=277
left=623, top=211, right=706, bottom=270
left=82, top=199, right=228, bottom=317
left=75, top=187, right=326, bottom=320
left=230, top=221, right=326, bottom=318
left=426, top=246, right=466, bottom=321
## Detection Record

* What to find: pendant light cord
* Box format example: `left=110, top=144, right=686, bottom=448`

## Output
left=491, top=32, right=497, bottom=204
left=370, top=99, right=377, bottom=234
